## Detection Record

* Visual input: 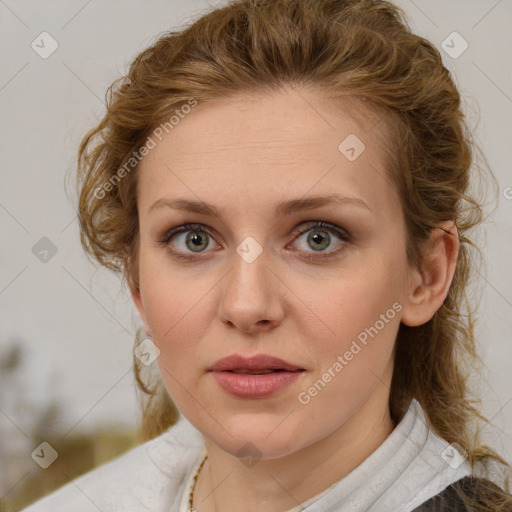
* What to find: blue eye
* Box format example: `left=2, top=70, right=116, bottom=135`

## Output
left=159, top=221, right=350, bottom=261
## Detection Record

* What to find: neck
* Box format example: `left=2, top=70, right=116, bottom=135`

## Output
left=193, top=387, right=395, bottom=512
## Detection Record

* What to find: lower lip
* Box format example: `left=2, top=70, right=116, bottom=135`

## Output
left=210, top=370, right=304, bottom=398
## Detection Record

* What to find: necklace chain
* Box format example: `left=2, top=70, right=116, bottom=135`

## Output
left=188, top=453, right=208, bottom=511
left=186, top=451, right=387, bottom=511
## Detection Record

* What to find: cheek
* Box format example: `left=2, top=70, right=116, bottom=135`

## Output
left=142, top=275, right=211, bottom=405
left=145, top=284, right=209, bottom=354
left=138, top=251, right=206, bottom=357
left=288, top=280, right=401, bottom=452
left=303, top=255, right=404, bottom=365
left=295, top=277, right=401, bottom=425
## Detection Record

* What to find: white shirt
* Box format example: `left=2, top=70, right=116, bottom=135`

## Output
left=21, top=398, right=474, bottom=511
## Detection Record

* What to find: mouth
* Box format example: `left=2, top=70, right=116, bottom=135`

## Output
left=209, top=358, right=306, bottom=398
left=225, top=369, right=303, bottom=375
left=208, top=354, right=305, bottom=373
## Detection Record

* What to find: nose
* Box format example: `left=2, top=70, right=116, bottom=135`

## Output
left=217, top=247, right=285, bottom=335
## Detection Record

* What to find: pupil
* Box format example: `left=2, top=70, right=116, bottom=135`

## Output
left=187, top=231, right=208, bottom=252
left=309, top=230, right=329, bottom=251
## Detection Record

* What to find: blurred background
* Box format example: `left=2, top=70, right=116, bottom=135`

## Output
left=0, top=0, right=511, bottom=510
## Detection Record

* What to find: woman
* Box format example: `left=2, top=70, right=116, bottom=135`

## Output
left=22, top=0, right=512, bottom=510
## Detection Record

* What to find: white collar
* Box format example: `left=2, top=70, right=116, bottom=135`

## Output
left=164, top=398, right=472, bottom=512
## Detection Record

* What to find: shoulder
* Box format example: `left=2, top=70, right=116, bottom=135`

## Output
left=20, top=416, right=205, bottom=512
left=412, top=476, right=512, bottom=512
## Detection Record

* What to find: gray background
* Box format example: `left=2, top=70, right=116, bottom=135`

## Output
left=1, top=0, right=511, bottom=495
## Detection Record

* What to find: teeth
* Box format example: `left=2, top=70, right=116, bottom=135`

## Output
left=231, top=369, right=277, bottom=375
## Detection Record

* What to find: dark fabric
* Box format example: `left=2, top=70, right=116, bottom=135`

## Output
left=412, top=476, right=512, bottom=511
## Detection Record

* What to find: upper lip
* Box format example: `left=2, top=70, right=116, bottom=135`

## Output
left=208, top=354, right=304, bottom=372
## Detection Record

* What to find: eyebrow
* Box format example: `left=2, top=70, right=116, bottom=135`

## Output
left=148, top=194, right=372, bottom=218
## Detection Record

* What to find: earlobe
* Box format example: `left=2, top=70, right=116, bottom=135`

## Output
left=400, top=220, right=459, bottom=327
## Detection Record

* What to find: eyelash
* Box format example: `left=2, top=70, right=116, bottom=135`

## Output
left=158, top=221, right=351, bottom=262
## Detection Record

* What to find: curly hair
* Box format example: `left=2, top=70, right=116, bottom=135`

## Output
left=75, top=0, right=512, bottom=509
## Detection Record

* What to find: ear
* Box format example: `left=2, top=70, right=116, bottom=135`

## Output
left=130, top=285, right=148, bottom=325
left=124, top=244, right=149, bottom=330
left=129, top=280, right=152, bottom=337
left=400, top=220, right=459, bottom=327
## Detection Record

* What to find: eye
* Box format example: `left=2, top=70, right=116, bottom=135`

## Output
left=290, top=221, right=350, bottom=260
left=159, top=223, right=218, bottom=259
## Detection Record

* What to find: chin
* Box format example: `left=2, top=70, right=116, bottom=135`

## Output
left=204, top=416, right=310, bottom=461
left=219, top=436, right=303, bottom=462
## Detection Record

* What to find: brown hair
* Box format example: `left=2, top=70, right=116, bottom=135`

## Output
left=75, top=0, right=512, bottom=509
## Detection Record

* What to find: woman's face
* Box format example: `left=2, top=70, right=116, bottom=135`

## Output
left=132, top=87, right=415, bottom=460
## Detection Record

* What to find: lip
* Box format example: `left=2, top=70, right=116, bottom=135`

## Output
left=208, top=354, right=305, bottom=399
left=208, top=354, right=304, bottom=372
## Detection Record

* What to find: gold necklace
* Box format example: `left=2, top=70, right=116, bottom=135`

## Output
left=188, top=454, right=208, bottom=511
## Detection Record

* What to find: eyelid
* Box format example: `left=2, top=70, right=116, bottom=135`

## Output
left=159, top=223, right=216, bottom=245
left=158, top=223, right=220, bottom=259
left=291, top=221, right=350, bottom=240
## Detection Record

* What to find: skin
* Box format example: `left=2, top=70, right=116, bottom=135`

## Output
left=131, top=86, right=459, bottom=511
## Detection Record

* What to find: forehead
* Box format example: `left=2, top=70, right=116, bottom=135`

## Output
left=137, top=87, right=399, bottom=220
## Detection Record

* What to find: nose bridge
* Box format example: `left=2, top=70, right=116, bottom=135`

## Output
left=225, top=238, right=271, bottom=306
left=217, top=237, right=284, bottom=332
